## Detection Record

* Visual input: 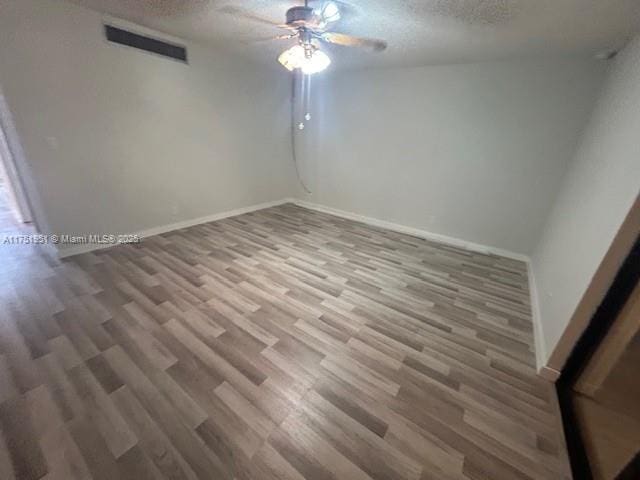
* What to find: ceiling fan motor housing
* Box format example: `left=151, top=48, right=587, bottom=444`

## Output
left=286, top=6, right=315, bottom=27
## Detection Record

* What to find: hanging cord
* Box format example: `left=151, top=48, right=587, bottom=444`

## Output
left=291, top=72, right=312, bottom=194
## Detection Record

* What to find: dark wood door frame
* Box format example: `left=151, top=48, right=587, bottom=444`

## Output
left=556, top=235, right=640, bottom=479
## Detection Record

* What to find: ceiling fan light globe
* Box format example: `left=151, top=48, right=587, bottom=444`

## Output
left=278, top=45, right=331, bottom=74
left=278, top=44, right=306, bottom=71
left=321, top=2, right=341, bottom=23
left=301, top=50, right=331, bottom=74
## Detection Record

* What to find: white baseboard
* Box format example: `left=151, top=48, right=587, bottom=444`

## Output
left=56, top=198, right=290, bottom=258
left=290, top=199, right=529, bottom=262
left=58, top=196, right=529, bottom=262
left=526, top=261, right=558, bottom=380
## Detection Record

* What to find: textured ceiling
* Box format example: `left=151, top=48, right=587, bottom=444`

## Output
left=69, top=0, right=640, bottom=70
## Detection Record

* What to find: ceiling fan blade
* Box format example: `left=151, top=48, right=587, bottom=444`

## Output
left=244, top=33, right=297, bottom=44
left=321, top=32, right=387, bottom=52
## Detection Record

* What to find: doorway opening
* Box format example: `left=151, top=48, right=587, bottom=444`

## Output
left=0, top=148, right=26, bottom=233
left=0, top=91, right=36, bottom=236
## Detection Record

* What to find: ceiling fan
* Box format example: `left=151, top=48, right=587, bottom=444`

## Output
left=223, top=2, right=387, bottom=192
left=251, top=0, right=388, bottom=74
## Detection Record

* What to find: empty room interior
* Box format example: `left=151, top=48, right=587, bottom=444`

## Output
left=1, top=0, right=640, bottom=479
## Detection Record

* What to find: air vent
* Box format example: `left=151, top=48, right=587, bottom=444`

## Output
left=105, top=25, right=188, bottom=63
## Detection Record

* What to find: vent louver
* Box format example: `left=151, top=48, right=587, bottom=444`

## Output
left=105, top=25, right=188, bottom=63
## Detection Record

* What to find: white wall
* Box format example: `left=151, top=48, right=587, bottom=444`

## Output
left=0, top=0, right=295, bottom=251
left=531, top=36, right=640, bottom=366
left=294, top=59, right=607, bottom=254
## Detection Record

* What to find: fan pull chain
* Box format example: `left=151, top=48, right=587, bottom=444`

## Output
left=304, top=73, right=312, bottom=122
left=297, top=71, right=306, bottom=130
left=297, top=73, right=312, bottom=130
left=291, top=72, right=312, bottom=193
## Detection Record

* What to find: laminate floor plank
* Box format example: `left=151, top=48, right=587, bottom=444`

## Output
left=0, top=202, right=572, bottom=479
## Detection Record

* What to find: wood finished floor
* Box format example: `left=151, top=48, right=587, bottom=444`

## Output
left=0, top=201, right=572, bottom=480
